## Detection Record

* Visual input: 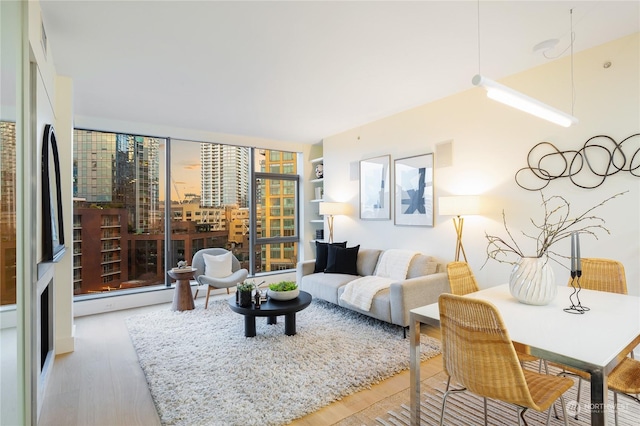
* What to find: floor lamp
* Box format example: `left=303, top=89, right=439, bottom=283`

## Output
left=439, top=196, right=480, bottom=262
left=319, top=202, right=348, bottom=243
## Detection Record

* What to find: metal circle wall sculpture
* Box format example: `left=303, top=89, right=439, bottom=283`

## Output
left=515, top=133, right=640, bottom=190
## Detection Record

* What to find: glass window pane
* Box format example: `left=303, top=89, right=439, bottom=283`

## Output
left=0, top=121, right=16, bottom=305
left=255, top=242, right=298, bottom=272
left=261, top=149, right=297, bottom=175
left=72, top=129, right=165, bottom=295
left=253, top=149, right=299, bottom=273
left=169, top=140, right=251, bottom=270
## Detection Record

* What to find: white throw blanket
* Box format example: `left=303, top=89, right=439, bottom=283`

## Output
left=339, top=249, right=418, bottom=311
left=339, top=276, right=396, bottom=311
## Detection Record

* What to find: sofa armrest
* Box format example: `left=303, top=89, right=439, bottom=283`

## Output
left=296, top=259, right=317, bottom=283
left=389, top=272, right=451, bottom=326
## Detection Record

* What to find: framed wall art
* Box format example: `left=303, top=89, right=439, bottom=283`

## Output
left=42, top=124, right=67, bottom=262
left=359, top=155, right=391, bottom=220
left=394, top=153, right=434, bottom=226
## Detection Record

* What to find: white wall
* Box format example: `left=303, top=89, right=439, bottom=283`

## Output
left=25, top=1, right=76, bottom=419
left=53, top=75, right=74, bottom=354
left=322, top=33, right=640, bottom=295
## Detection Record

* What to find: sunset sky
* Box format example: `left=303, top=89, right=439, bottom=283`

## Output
left=158, top=139, right=202, bottom=202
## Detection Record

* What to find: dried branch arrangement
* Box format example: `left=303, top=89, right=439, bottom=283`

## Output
left=484, top=191, right=626, bottom=267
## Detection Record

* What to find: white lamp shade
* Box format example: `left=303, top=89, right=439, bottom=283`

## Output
left=319, top=202, right=348, bottom=216
left=439, top=196, right=480, bottom=216
left=472, top=74, right=578, bottom=128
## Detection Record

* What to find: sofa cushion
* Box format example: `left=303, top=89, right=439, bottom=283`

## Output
left=325, top=245, right=360, bottom=275
left=357, top=249, right=383, bottom=276
left=406, top=254, right=439, bottom=279
left=314, top=241, right=347, bottom=273
left=299, top=272, right=357, bottom=304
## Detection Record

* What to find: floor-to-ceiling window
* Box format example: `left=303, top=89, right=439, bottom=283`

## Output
left=170, top=140, right=298, bottom=274
left=72, top=129, right=165, bottom=295
left=254, top=149, right=299, bottom=272
left=71, top=133, right=299, bottom=296
left=168, top=139, right=252, bottom=272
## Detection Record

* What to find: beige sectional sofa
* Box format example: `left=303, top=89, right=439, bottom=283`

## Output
left=296, top=247, right=450, bottom=328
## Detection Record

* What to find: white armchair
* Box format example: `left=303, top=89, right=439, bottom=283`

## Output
left=192, top=248, right=248, bottom=309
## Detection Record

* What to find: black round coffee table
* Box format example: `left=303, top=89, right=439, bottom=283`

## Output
left=227, top=291, right=312, bottom=337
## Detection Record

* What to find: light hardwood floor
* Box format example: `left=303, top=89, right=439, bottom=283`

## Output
left=38, top=299, right=443, bottom=426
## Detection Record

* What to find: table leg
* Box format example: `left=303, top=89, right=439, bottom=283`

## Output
left=590, top=369, right=607, bottom=426
left=284, top=313, right=296, bottom=336
left=244, top=316, right=256, bottom=337
left=409, top=314, right=421, bottom=426
left=267, top=316, right=277, bottom=325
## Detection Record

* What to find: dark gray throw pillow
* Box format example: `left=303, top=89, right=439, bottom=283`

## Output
left=314, top=241, right=347, bottom=273
left=325, top=245, right=360, bottom=275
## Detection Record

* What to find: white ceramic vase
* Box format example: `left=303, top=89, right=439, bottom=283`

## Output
left=509, top=256, right=556, bottom=305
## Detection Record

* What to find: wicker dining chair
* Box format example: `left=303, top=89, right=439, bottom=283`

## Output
left=570, top=257, right=628, bottom=294
left=446, top=261, right=480, bottom=296
left=608, top=357, right=640, bottom=425
left=558, top=350, right=639, bottom=423
left=556, top=258, right=629, bottom=418
left=438, top=293, right=573, bottom=426
left=446, top=262, right=543, bottom=369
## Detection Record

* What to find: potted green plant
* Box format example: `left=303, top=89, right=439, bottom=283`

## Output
left=236, top=281, right=255, bottom=307
left=267, top=280, right=299, bottom=301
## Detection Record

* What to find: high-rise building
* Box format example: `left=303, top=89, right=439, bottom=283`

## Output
left=200, top=144, right=249, bottom=208
left=260, top=150, right=297, bottom=271
left=74, top=130, right=161, bottom=233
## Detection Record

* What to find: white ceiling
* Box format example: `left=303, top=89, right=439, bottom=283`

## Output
left=39, top=1, right=640, bottom=143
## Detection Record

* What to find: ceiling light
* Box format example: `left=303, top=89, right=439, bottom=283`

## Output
left=532, top=38, right=559, bottom=54
left=472, top=2, right=578, bottom=128
left=472, top=74, right=579, bottom=127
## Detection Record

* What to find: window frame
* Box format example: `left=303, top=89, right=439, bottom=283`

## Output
left=250, top=170, right=300, bottom=274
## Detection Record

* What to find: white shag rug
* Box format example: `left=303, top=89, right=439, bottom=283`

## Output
left=126, top=298, right=441, bottom=426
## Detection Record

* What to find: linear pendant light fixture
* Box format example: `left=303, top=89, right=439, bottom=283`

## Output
left=472, top=74, right=579, bottom=127
left=472, top=3, right=578, bottom=127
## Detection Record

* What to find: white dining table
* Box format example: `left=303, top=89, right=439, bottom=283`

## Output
left=409, top=284, right=640, bottom=426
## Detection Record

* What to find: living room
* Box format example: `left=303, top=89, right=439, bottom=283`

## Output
left=2, top=1, right=639, bottom=425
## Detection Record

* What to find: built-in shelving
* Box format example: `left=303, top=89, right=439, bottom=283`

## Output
left=310, top=154, right=324, bottom=242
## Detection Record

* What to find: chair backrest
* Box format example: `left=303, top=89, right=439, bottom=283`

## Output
left=191, top=248, right=242, bottom=278
left=446, top=261, right=480, bottom=295
left=568, top=258, right=627, bottom=294
left=438, top=293, right=536, bottom=408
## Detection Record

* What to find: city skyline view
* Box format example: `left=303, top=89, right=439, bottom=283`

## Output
left=161, top=140, right=267, bottom=204
left=69, top=129, right=298, bottom=295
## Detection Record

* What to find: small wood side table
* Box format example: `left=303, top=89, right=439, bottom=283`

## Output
left=168, top=268, right=196, bottom=311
